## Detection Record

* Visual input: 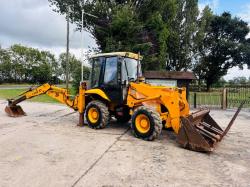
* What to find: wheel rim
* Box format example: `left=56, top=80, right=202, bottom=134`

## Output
left=88, top=107, right=99, bottom=123
left=135, top=114, right=150, bottom=134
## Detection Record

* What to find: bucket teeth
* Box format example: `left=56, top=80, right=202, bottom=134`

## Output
left=200, top=122, right=223, bottom=136
left=195, top=125, right=220, bottom=142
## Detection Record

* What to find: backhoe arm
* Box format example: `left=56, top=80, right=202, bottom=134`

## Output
left=5, top=83, right=86, bottom=118
left=7, top=83, right=52, bottom=106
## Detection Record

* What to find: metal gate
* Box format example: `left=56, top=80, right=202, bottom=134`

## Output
left=227, top=86, right=250, bottom=108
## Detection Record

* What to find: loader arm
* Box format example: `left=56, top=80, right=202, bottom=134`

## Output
left=5, top=83, right=86, bottom=118
left=127, top=82, right=245, bottom=152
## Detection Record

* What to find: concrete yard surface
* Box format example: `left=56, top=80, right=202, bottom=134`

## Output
left=0, top=100, right=250, bottom=187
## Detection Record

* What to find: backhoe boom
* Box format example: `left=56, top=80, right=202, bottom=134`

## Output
left=5, top=83, right=86, bottom=121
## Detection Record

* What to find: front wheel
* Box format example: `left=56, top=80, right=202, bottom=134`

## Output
left=85, top=100, right=109, bottom=129
left=131, top=106, right=162, bottom=141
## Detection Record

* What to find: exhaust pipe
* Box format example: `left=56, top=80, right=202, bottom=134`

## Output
left=176, top=101, right=245, bottom=152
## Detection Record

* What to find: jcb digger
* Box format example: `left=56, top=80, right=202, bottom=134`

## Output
left=5, top=52, right=244, bottom=152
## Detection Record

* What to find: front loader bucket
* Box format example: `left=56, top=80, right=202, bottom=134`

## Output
left=5, top=105, right=26, bottom=117
left=176, top=101, right=245, bottom=152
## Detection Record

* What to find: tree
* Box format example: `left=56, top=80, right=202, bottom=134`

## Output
left=48, top=0, right=177, bottom=71
left=40, top=51, right=61, bottom=83
left=229, top=77, right=248, bottom=85
left=59, top=52, right=81, bottom=81
left=10, top=44, right=58, bottom=84
left=71, top=64, right=90, bottom=93
left=193, top=6, right=213, bottom=89
left=0, top=47, right=12, bottom=83
left=167, top=0, right=199, bottom=71
left=194, top=12, right=250, bottom=91
left=213, top=77, right=227, bottom=87
left=58, top=52, right=90, bottom=91
left=0, top=44, right=60, bottom=84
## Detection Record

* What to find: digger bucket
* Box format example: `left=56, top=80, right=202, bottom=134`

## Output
left=176, top=101, right=245, bottom=152
left=5, top=105, right=26, bottom=117
left=5, top=96, right=27, bottom=117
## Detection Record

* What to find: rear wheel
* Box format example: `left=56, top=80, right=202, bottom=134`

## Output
left=131, top=106, right=162, bottom=141
left=85, top=100, right=109, bottom=129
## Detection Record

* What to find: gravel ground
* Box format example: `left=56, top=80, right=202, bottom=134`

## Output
left=0, top=100, right=249, bottom=187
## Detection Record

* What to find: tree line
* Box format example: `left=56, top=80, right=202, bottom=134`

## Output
left=215, top=77, right=250, bottom=87
left=49, top=0, right=250, bottom=91
left=0, top=44, right=90, bottom=89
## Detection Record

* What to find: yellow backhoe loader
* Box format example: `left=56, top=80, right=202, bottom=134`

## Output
left=4, top=52, right=244, bottom=152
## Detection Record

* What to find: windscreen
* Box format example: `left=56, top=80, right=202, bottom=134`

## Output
left=122, top=57, right=142, bottom=82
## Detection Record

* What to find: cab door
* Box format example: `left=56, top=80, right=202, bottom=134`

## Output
left=101, top=56, right=123, bottom=104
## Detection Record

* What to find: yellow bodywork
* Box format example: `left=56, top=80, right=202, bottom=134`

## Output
left=24, top=82, right=190, bottom=134
left=91, top=52, right=142, bottom=60
left=127, top=82, right=190, bottom=133
left=85, top=89, right=110, bottom=101
left=18, top=83, right=86, bottom=113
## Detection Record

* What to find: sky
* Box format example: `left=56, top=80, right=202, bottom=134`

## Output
left=199, top=0, right=250, bottom=80
left=0, top=0, right=249, bottom=80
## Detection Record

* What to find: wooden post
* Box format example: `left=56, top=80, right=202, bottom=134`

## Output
left=222, top=88, right=227, bottom=110
left=194, top=92, right=197, bottom=109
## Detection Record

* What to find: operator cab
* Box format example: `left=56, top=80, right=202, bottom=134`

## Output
left=88, top=52, right=142, bottom=104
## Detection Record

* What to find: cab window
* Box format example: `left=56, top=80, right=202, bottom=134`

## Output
left=104, top=57, right=118, bottom=85
left=89, top=58, right=102, bottom=88
left=122, top=57, right=142, bottom=82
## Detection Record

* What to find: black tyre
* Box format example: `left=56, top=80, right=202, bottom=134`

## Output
left=85, top=100, right=109, bottom=129
left=131, top=106, right=162, bottom=141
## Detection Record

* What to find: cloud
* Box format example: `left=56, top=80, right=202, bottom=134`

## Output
left=237, top=4, right=250, bottom=24
left=198, top=0, right=219, bottom=12
left=224, top=65, right=250, bottom=80
left=0, top=0, right=97, bottom=58
left=237, top=4, right=250, bottom=39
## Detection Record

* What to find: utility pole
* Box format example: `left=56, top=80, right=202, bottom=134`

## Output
left=66, top=6, right=70, bottom=90
left=81, top=0, right=84, bottom=83
left=80, top=0, right=98, bottom=84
